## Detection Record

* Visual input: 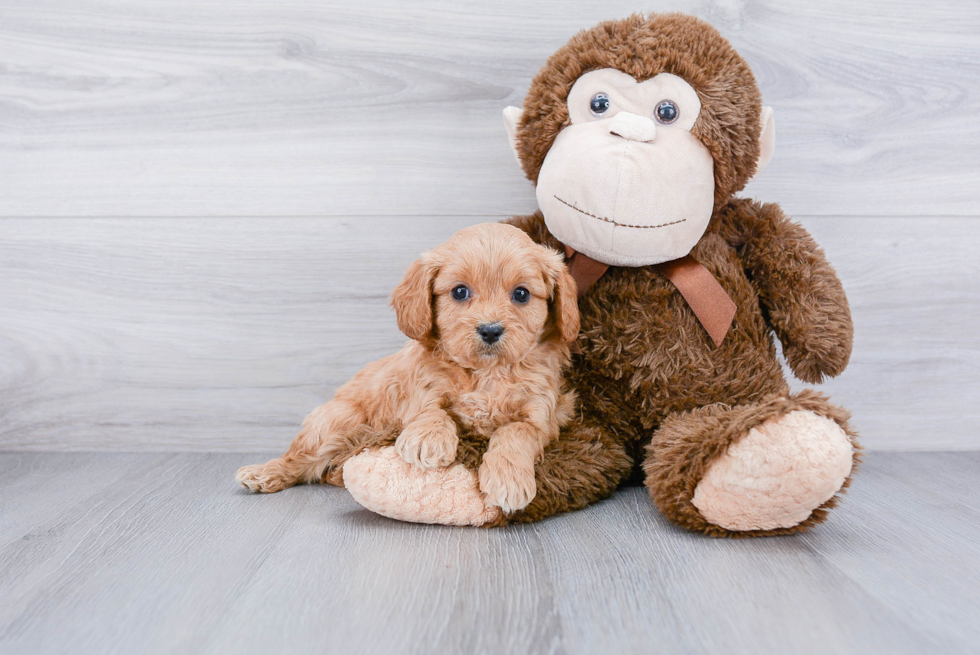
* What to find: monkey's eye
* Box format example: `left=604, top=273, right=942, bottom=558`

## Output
left=451, top=285, right=470, bottom=301
left=512, top=287, right=530, bottom=304
left=655, top=100, right=679, bottom=124
left=589, top=93, right=611, bottom=117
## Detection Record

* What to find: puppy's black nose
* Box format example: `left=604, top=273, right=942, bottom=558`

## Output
left=477, top=323, right=504, bottom=344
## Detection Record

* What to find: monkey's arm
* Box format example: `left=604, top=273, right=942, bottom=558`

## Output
left=717, top=199, right=853, bottom=383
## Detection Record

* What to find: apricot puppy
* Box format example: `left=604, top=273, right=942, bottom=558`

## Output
left=236, top=223, right=580, bottom=514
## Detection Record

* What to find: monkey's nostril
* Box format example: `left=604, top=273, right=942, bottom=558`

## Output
left=477, top=323, right=505, bottom=344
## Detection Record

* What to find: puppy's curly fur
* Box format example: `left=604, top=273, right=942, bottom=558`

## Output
left=236, top=223, right=579, bottom=514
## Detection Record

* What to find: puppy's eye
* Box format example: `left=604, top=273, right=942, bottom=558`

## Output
left=655, top=100, right=678, bottom=124
left=451, top=285, right=470, bottom=301
left=512, top=287, right=530, bottom=304
left=590, top=92, right=610, bottom=117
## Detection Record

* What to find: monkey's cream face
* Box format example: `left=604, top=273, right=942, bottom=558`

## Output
left=534, top=69, right=715, bottom=266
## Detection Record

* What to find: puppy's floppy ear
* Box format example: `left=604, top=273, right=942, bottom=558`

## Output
left=539, top=247, right=580, bottom=344
left=391, top=252, right=439, bottom=342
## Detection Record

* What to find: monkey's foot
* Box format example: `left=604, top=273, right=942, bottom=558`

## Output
left=646, top=392, right=859, bottom=536
left=692, top=409, right=853, bottom=532
left=342, top=447, right=501, bottom=527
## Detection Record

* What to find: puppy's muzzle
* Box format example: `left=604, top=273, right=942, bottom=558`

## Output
left=477, top=322, right=504, bottom=345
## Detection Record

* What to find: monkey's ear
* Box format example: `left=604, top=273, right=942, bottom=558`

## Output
left=502, top=106, right=523, bottom=164
left=391, top=253, right=439, bottom=342
left=750, top=106, right=776, bottom=182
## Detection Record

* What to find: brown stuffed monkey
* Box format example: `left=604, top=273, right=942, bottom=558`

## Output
left=336, top=13, right=861, bottom=536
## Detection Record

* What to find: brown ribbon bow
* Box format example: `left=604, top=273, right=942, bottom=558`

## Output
left=564, top=245, right=736, bottom=348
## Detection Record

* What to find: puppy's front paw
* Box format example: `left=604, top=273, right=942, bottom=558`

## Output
left=479, top=451, right=537, bottom=514
left=395, top=420, right=459, bottom=470
left=236, top=463, right=288, bottom=493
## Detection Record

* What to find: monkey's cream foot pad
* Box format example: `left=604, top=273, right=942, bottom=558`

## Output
left=343, top=447, right=501, bottom=526
left=692, top=410, right=854, bottom=531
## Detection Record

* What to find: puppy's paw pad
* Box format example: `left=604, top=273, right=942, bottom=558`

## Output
left=236, top=465, right=286, bottom=493
left=478, top=456, right=536, bottom=514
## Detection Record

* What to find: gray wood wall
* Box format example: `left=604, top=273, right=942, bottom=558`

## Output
left=1, top=0, right=978, bottom=451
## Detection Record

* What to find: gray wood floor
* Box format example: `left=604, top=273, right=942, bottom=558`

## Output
left=1, top=451, right=978, bottom=654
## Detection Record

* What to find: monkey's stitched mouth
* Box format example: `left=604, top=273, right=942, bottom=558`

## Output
left=554, top=195, right=688, bottom=230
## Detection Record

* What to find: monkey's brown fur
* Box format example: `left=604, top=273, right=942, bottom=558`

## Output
left=334, top=14, right=859, bottom=535
left=496, top=201, right=859, bottom=534
left=504, top=14, right=858, bottom=534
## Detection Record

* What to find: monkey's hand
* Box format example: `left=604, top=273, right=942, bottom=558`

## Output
left=718, top=199, right=853, bottom=384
